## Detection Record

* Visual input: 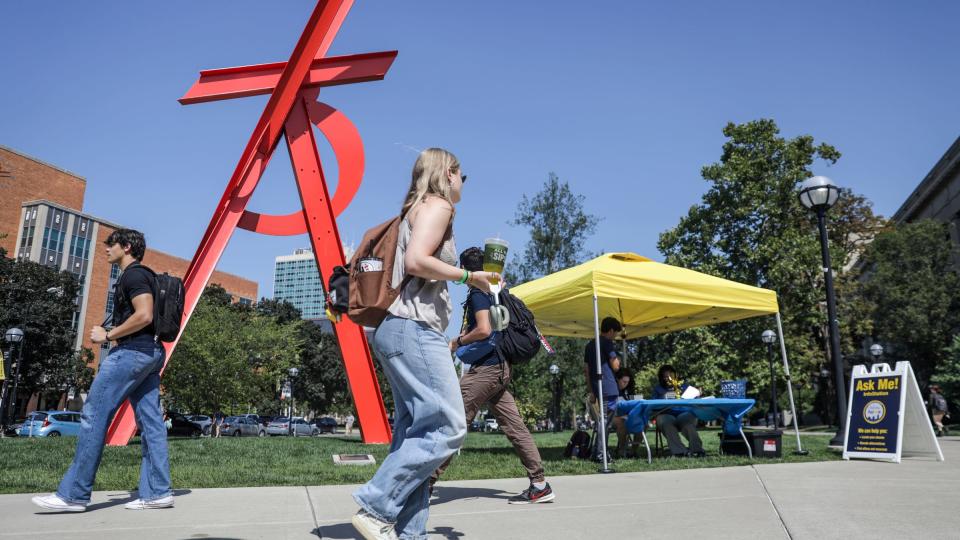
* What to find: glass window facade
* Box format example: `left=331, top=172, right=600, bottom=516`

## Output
left=18, top=206, right=38, bottom=260
left=39, top=207, right=68, bottom=267
left=273, top=252, right=326, bottom=320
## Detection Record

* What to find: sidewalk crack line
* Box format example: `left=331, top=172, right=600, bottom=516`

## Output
left=304, top=485, right=322, bottom=538
left=752, top=465, right=793, bottom=540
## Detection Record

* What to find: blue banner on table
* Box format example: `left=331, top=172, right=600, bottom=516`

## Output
left=845, top=374, right=902, bottom=455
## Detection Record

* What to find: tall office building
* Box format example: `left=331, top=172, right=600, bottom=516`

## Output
left=273, top=248, right=327, bottom=320
left=273, top=246, right=353, bottom=321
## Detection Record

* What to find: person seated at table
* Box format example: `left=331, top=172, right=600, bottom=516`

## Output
left=652, top=365, right=705, bottom=458
left=612, top=368, right=638, bottom=458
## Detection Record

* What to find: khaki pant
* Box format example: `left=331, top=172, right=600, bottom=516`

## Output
left=433, top=361, right=545, bottom=483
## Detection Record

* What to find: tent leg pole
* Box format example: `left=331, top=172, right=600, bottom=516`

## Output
left=594, top=294, right=613, bottom=473
left=776, top=312, right=808, bottom=455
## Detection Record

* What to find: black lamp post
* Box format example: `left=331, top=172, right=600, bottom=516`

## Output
left=2, top=328, right=25, bottom=435
left=761, top=330, right=780, bottom=430
left=288, top=367, right=299, bottom=436
left=870, top=343, right=884, bottom=363
left=549, top=364, right=561, bottom=432
left=799, top=175, right=846, bottom=447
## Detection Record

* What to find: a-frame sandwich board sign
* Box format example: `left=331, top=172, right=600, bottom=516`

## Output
left=843, top=361, right=944, bottom=463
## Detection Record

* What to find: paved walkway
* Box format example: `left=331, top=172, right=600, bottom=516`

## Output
left=2, top=437, right=956, bottom=539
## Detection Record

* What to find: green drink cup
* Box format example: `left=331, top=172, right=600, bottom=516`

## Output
left=483, top=237, right=509, bottom=285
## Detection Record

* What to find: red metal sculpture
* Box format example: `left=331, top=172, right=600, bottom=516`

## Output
left=106, top=0, right=395, bottom=445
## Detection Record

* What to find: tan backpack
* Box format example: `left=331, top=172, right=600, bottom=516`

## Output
left=327, top=210, right=450, bottom=328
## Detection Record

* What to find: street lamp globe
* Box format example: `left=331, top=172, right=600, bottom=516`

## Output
left=761, top=330, right=777, bottom=344
left=4, top=328, right=24, bottom=343
left=798, top=176, right=840, bottom=211
left=869, top=343, right=884, bottom=360
left=549, top=364, right=560, bottom=376
left=288, top=367, right=300, bottom=378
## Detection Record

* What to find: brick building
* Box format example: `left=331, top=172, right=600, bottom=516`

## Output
left=0, top=145, right=85, bottom=256
left=1, top=145, right=258, bottom=372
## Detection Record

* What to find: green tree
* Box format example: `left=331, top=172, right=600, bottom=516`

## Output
left=932, top=335, right=960, bottom=406
left=858, top=220, right=960, bottom=386
left=507, top=174, right=600, bottom=426
left=509, top=172, right=600, bottom=282
left=0, top=249, right=89, bottom=398
left=162, top=287, right=302, bottom=414
left=655, top=119, right=885, bottom=422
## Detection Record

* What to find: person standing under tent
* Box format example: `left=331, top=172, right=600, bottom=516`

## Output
left=583, top=317, right=623, bottom=461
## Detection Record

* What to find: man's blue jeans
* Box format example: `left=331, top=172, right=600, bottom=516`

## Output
left=57, top=344, right=171, bottom=504
left=354, top=316, right=467, bottom=540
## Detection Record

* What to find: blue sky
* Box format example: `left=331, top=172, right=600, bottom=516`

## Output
left=3, top=1, right=959, bottom=336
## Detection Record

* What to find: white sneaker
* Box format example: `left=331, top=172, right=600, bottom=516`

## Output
left=31, top=493, right=86, bottom=512
left=124, top=495, right=174, bottom=510
left=352, top=509, right=398, bottom=540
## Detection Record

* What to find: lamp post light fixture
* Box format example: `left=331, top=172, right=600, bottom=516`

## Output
left=870, top=343, right=884, bottom=362
left=761, top=330, right=780, bottom=431
left=799, top=175, right=847, bottom=447
left=2, top=328, right=25, bottom=435
left=288, top=367, right=299, bottom=436
left=549, top=364, right=561, bottom=432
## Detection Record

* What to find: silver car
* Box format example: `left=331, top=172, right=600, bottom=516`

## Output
left=266, top=417, right=317, bottom=436
left=219, top=416, right=265, bottom=437
left=187, top=414, right=212, bottom=435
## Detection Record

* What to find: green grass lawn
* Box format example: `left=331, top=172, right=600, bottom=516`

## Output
left=0, top=428, right=839, bottom=495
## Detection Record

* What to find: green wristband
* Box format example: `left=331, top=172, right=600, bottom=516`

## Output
left=455, top=269, right=469, bottom=285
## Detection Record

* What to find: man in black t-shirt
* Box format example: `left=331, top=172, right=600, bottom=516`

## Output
left=431, top=247, right=554, bottom=504
left=584, top=317, right=623, bottom=461
left=33, top=228, right=173, bottom=513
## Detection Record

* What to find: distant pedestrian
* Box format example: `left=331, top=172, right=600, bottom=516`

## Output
left=345, top=413, right=355, bottom=435
left=929, top=384, right=949, bottom=436
left=32, top=228, right=173, bottom=512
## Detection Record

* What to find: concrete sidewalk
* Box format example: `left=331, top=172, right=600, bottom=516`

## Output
left=2, top=437, right=956, bottom=540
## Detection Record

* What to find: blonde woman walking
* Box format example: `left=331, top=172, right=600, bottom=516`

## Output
left=352, top=148, right=498, bottom=540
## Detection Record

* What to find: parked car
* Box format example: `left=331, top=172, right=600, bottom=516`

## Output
left=314, top=417, right=338, bottom=434
left=241, top=414, right=263, bottom=425
left=267, top=417, right=317, bottom=436
left=484, top=418, right=499, bottom=432
left=165, top=412, right=203, bottom=437
left=257, top=415, right=275, bottom=427
left=16, top=411, right=81, bottom=437
left=220, top=416, right=265, bottom=437
left=186, top=414, right=212, bottom=435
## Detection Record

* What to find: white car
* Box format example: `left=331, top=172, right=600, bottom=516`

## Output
left=484, top=418, right=499, bottom=432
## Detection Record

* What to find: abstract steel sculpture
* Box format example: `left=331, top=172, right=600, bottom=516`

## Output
left=106, top=0, right=395, bottom=445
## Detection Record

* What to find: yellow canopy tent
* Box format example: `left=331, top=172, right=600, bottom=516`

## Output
left=510, top=252, right=778, bottom=338
left=510, top=252, right=805, bottom=464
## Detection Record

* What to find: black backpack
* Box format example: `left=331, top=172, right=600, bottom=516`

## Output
left=118, top=264, right=185, bottom=343
left=494, top=287, right=544, bottom=364
left=564, top=429, right=592, bottom=459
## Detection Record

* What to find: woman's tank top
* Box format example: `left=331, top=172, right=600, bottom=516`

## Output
left=387, top=213, right=457, bottom=334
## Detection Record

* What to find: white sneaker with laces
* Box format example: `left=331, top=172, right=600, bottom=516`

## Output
left=31, top=493, right=86, bottom=512
left=124, top=495, right=174, bottom=510
left=352, top=509, right=398, bottom=540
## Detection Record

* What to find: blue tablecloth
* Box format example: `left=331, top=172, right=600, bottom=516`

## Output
left=615, top=398, right=755, bottom=434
